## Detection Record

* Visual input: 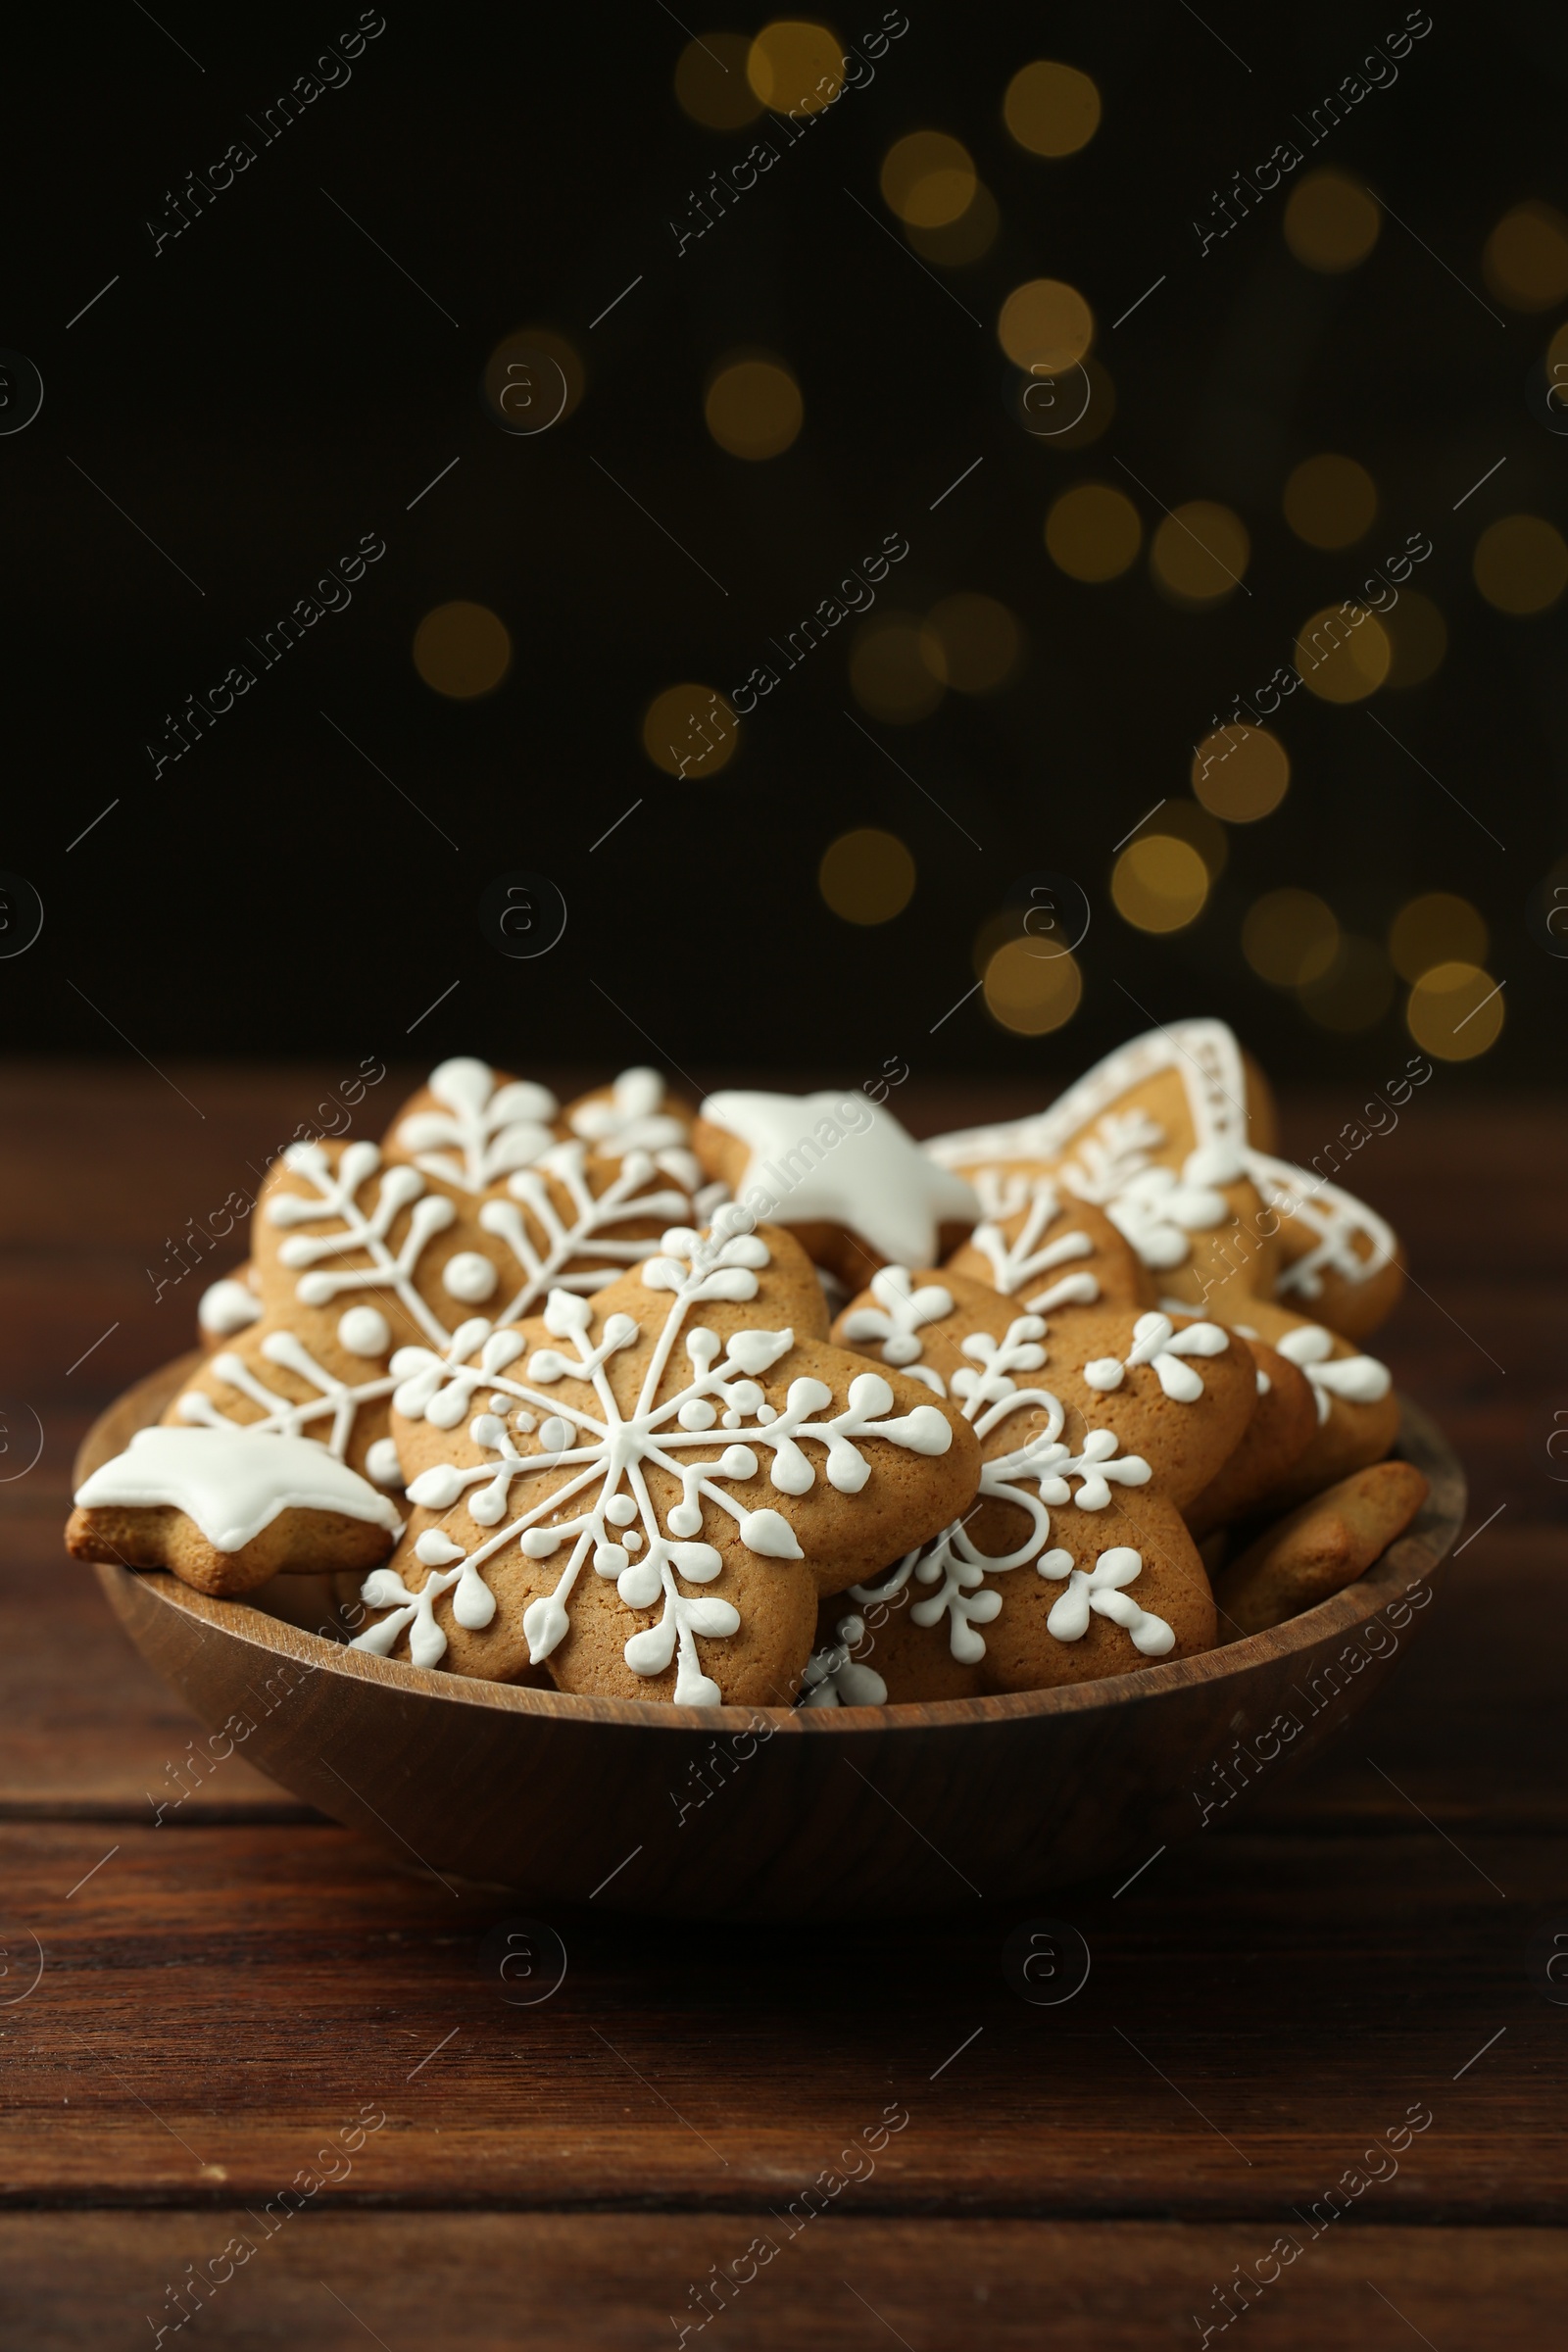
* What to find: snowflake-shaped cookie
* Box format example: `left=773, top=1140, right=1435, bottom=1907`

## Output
left=353, top=1215, right=981, bottom=1706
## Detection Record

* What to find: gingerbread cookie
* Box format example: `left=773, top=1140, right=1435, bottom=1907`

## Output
left=693, top=1090, right=978, bottom=1288
left=68, top=1426, right=402, bottom=1595
left=827, top=1268, right=1254, bottom=1699
left=925, top=1019, right=1404, bottom=1343
left=1183, top=1335, right=1317, bottom=1538
left=351, top=1213, right=981, bottom=1707
left=1213, top=1459, right=1429, bottom=1635
left=167, top=1060, right=696, bottom=1515
left=942, top=1164, right=1151, bottom=1315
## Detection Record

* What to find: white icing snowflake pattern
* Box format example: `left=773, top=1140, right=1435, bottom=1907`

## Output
left=175, top=1313, right=493, bottom=1488
left=475, top=1143, right=692, bottom=1325
left=1053, top=1111, right=1231, bottom=1270
left=850, top=1312, right=1155, bottom=1666
left=838, top=1267, right=955, bottom=1395
left=392, top=1057, right=560, bottom=1193
left=1272, top=1323, right=1392, bottom=1425
left=267, top=1141, right=463, bottom=1348
left=1082, top=1310, right=1230, bottom=1403
left=352, top=1215, right=955, bottom=1705
left=967, top=1170, right=1102, bottom=1310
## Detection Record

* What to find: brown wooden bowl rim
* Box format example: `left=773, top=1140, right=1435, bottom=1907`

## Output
left=77, top=1352, right=1466, bottom=1738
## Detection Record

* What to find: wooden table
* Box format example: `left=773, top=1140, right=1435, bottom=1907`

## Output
left=2, top=1063, right=1563, bottom=2349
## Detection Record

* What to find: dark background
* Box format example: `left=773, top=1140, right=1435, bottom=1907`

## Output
left=3, top=1, right=1564, bottom=1089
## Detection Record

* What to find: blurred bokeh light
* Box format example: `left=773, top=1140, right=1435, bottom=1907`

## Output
left=1002, top=60, right=1101, bottom=157
left=848, top=613, right=944, bottom=722
left=1473, top=515, right=1568, bottom=613
left=917, top=593, right=1022, bottom=692
left=1283, top=455, right=1378, bottom=550
left=1284, top=171, right=1381, bottom=270
left=705, top=356, right=804, bottom=459
left=818, top=827, right=916, bottom=923
left=1150, top=502, right=1250, bottom=605
left=1389, top=892, right=1489, bottom=983
left=1111, top=835, right=1209, bottom=932
left=1406, top=961, right=1505, bottom=1058
left=983, top=937, right=1084, bottom=1033
left=1483, top=200, right=1568, bottom=309
left=880, top=130, right=976, bottom=226
left=413, top=602, right=513, bottom=700
left=1192, top=725, right=1291, bottom=823
left=746, top=20, right=844, bottom=114
left=642, top=683, right=738, bottom=777
left=1244, top=889, right=1340, bottom=987
left=998, top=278, right=1094, bottom=371
left=1045, top=482, right=1142, bottom=580
left=1295, top=604, right=1391, bottom=701
left=1383, top=592, right=1448, bottom=686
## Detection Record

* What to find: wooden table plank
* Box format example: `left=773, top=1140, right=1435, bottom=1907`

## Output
left=3, top=2215, right=1564, bottom=2351
left=0, top=1807, right=1557, bottom=2216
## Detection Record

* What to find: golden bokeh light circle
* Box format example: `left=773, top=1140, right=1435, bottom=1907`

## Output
left=1389, top=893, right=1490, bottom=985
left=1243, top=889, right=1339, bottom=987
left=998, top=278, right=1094, bottom=372
left=1003, top=61, right=1102, bottom=158
left=1295, top=605, right=1391, bottom=702
left=1406, top=961, right=1505, bottom=1059
left=818, top=828, right=916, bottom=924
left=1284, top=171, right=1380, bottom=271
left=1283, top=454, right=1378, bottom=550
left=1473, top=514, right=1568, bottom=615
left=907, top=182, right=1000, bottom=267
left=704, top=357, right=804, bottom=460
left=1192, top=725, right=1291, bottom=823
left=413, top=602, right=513, bottom=700
left=917, top=593, right=1022, bottom=693
left=746, top=20, right=844, bottom=114
left=848, top=612, right=943, bottom=723
left=1384, top=591, right=1447, bottom=687
left=1150, top=502, right=1250, bottom=605
left=642, top=683, right=739, bottom=778
left=984, top=938, right=1083, bottom=1034
left=675, top=32, right=764, bottom=129
left=880, top=131, right=976, bottom=227
left=1110, top=836, right=1209, bottom=933
left=1484, top=202, right=1568, bottom=310
left=1045, top=482, right=1142, bottom=581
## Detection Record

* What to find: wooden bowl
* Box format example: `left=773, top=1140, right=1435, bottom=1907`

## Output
left=76, top=1356, right=1465, bottom=1920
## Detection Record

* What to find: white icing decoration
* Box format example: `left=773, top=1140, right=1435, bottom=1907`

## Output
left=699, top=1089, right=979, bottom=1268
left=839, top=1266, right=954, bottom=1394
left=569, top=1067, right=689, bottom=1160
left=338, top=1305, right=391, bottom=1359
left=967, top=1170, right=1102, bottom=1310
left=366, top=1437, right=405, bottom=1489
left=441, top=1250, right=499, bottom=1303
left=1037, top=1544, right=1175, bottom=1656
left=176, top=1317, right=492, bottom=1461
left=198, top=1278, right=264, bottom=1337
left=1082, top=1310, right=1231, bottom=1403
left=353, top=1213, right=953, bottom=1703
left=267, top=1141, right=459, bottom=1348
left=800, top=1613, right=888, bottom=1708
left=851, top=1310, right=1152, bottom=1664
left=74, top=1426, right=402, bottom=1552
left=925, top=1019, right=1395, bottom=1295
left=1272, top=1323, right=1392, bottom=1426
left=479, top=1143, right=691, bottom=1325
left=394, top=1057, right=558, bottom=1192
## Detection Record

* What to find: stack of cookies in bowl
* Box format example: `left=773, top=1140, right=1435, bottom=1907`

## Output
left=68, top=1024, right=1429, bottom=1714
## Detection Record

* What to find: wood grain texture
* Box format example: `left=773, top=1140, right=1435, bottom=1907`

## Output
left=3, top=2216, right=1566, bottom=2350
left=1, top=1065, right=1563, bottom=2346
